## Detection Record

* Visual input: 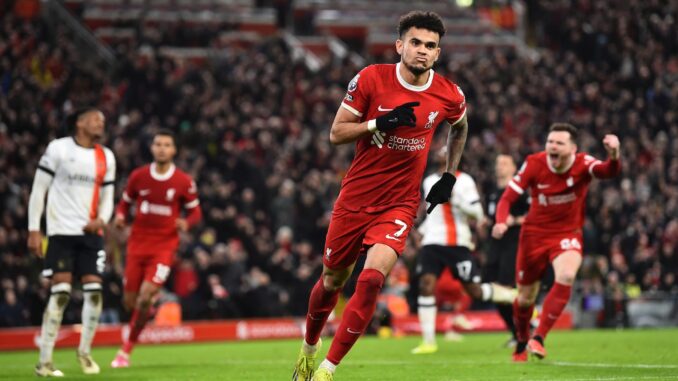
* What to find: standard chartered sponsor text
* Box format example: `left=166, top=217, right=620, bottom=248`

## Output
left=387, top=135, right=426, bottom=151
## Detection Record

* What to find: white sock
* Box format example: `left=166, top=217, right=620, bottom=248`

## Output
left=489, top=283, right=517, bottom=304
left=319, top=359, right=336, bottom=373
left=417, top=295, right=437, bottom=345
left=39, top=283, right=71, bottom=364
left=78, top=283, right=103, bottom=355
left=303, top=339, right=319, bottom=355
left=481, top=283, right=493, bottom=301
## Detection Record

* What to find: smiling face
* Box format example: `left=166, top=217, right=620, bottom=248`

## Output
left=545, top=130, right=577, bottom=171
left=396, top=27, right=441, bottom=75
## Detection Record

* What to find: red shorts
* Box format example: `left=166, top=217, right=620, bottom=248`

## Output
left=123, top=251, right=174, bottom=293
left=323, top=206, right=415, bottom=270
left=516, top=230, right=583, bottom=285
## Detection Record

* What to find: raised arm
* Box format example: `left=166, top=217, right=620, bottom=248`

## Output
left=588, top=134, right=621, bottom=179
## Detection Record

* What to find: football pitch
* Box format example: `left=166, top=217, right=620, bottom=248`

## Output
left=1, top=329, right=677, bottom=380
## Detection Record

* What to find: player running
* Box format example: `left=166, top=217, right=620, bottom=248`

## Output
left=412, top=150, right=516, bottom=355
left=28, top=108, right=116, bottom=376
left=492, top=123, right=621, bottom=361
left=111, top=129, right=201, bottom=368
left=292, top=11, right=468, bottom=381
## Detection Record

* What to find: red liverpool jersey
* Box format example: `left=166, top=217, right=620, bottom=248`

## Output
left=497, top=152, right=620, bottom=234
left=116, top=163, right=200, bottom=254
left=338, top=63, right=466, bottom=213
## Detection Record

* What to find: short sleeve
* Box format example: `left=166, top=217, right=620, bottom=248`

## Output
left=37, top=141, right=61, bottom=176
left=446, top=84, right=467, bottom=126
left=341, top=66, right=375, bottom=118
left=104, top=149, right=116, bottom=184
left=121, top=169, right=139, bottom=202
left=509, top=157, right=536, bottom=195
left=183, top=177, right=200, bottom=209
left=455, top=174, right=480, bottom=204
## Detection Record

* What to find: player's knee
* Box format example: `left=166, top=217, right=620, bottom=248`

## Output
left=516, top=292, right=535, bottom=307
left=418, top=274, right=436, bottom=295
left=556, top=272, right=576, bottom=285
left=464, top=284, right=482, bottom=300
left=322, top=273, right=348, bottom=291
left=357, top=269, right=385, bottom=290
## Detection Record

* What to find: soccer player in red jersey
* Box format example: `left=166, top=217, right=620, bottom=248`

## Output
left=292, top=11, right=468, bottom=381
left=491, top=123, right=621, bottom=361
left=110, top=130, right=201, bottom=368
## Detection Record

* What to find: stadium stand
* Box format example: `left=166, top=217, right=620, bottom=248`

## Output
left=0, top=0, right=676, bottom=329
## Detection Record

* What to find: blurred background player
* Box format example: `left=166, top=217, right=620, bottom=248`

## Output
left=412, top=149, right=516, bottom=354
left=492, top=123, right=621, bottom=362
left=111, top=129, right=202, bottom=368
left=483, top=154, right=529, bottom=348
left=27, top=108, right=116, bottom=376
left=292, top=11, right=468, bottom=381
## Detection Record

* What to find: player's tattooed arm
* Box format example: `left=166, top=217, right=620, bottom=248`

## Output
left=445, top=114, right=468, bottom=173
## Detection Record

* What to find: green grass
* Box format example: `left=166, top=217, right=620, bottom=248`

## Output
left=1, top=329, right=677, bottom=380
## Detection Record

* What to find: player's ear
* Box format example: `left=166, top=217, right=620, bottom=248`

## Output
left=395, top=39, right=404, bottom=55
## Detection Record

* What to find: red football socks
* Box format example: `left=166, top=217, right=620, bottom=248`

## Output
left=305, top=277, right=341, bottom=346
left=535, top=282, right=572, bottom=339
left=122, top=307, right=151, bottom=354
left=513, top=299, right=534, bottom=346
left=326, top=269, right=384, bottom=365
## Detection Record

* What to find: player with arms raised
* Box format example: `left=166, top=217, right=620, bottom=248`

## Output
left=292, top=11, right=468, bottom=381
left=492, top=123, right=621, bottom=361
left=111, top=130, right=201, bottom=368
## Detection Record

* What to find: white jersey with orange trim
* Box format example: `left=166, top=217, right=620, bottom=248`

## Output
left=28, top=137, right=116, bottom=236
left=419, top=171, right=484, bottom=250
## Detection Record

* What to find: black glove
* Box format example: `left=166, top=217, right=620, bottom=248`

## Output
left=425, top=172, right=457, bottom=214
left=375, top=101, right=420, bottom=132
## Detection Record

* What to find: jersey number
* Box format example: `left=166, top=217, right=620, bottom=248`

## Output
left=153, top=264, right=171, bottom=283
left=560, top=238, right=582, bottom=251
left=393, top=219, right=407, bottom=237
left=456, top=260, right=472, bottom=281
left=96, top=250, right=106, bottom=273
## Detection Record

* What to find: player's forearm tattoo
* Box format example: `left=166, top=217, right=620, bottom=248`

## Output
left=446, top=117, right=468, bottom=173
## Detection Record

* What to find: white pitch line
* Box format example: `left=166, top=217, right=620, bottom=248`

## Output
left=551, top=361, right=678, bottom=369
left=523, top=377, right=678, bottom=381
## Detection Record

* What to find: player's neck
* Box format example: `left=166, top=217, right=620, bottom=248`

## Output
left=497, top=176, right=510, bottom=188
left=399, top=63, right=430, bottom=87
left=73, top=134, right=96, bottom=149
left=153, top=161, right=173, bottom=174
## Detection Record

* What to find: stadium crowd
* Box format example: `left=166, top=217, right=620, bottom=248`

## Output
left=1, top=0, right=677, bottom=327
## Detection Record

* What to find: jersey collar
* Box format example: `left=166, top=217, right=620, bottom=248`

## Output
left=396, top=62, right=434, bottom=92
left=150, top=162, right=175, bottom=181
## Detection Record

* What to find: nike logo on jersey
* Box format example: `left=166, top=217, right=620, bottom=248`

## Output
left=385, top=234, right=401, bottom=242
left=139, top=189, right=151, bottom=196
left=377, top=105, right=394, bottom=112
left=537, top=183, right=550, bottom=189
left=346, top=328, right=361, bottom=335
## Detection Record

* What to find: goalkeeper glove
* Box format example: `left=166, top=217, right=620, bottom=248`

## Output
left=368, top=102, right=420, bottom=133
left=425, top=172, right=457, bottom=214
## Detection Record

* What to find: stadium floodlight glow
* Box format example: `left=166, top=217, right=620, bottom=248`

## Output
left=456, top=0, right=474, bottom=7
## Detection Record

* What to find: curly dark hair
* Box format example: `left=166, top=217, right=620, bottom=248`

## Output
left=397, top=11, right=446, bottom=38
